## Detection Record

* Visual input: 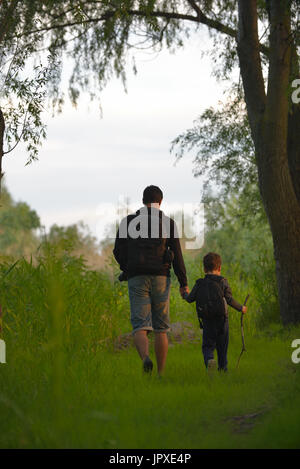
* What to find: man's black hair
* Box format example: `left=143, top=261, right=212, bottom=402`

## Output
left=142, top=185, right=163, bottom=205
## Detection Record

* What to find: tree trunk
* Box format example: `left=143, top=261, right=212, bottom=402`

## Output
left=237, top=0, right=300, bottom=324
left=259, top=1, right=300, bottom=324
left=287, top=45, right=300, bottom=205
left=257, top=128, right=300, bottom=325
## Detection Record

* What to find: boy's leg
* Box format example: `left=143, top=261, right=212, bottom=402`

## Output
left=216, top=319, right=229, bottom=371
left=202, top=320, right=217, bottom=368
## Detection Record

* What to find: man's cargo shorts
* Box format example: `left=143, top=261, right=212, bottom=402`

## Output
left=128, top=275, right=171, bottom=334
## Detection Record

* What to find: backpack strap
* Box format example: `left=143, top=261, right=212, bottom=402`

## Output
left=205, top=277, right=211, bottom=303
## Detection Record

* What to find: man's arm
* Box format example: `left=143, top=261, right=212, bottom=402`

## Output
left=113, top=218, right=128, bottom=272
left=168, top=219, right=187, bottom=288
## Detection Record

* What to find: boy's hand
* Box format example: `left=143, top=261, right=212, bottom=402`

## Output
left=242, top=306, right=247, bottom=314
left=180, top=286, right=189, bottom=298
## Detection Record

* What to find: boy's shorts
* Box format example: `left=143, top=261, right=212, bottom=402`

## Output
left=128, top=275, right=171, bottom=334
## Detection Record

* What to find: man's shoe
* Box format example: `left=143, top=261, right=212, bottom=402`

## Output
left=207, top=359, right=217, bottom=374
left=143, top=356, right=153, bottom=374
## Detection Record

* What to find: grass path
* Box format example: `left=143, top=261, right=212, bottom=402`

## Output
left=1, top=324, right=300, bottom=448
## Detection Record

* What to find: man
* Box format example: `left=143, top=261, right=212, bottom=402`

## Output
left=113, top=185, right=188, bottom=376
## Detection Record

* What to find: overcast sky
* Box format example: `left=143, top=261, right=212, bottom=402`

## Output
left=3, top=29, right=226, bottom=241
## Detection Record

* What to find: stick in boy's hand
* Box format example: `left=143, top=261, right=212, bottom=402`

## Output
left=241, top=294, right=250, bottom=314
left=236, top=294, right=250, bottom=369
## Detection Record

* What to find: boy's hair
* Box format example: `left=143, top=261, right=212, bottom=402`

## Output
left=203, top=252, right=222, bottom=272
left=142, top=185, right=163, bottom=205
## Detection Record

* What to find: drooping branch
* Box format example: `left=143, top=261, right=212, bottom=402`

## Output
left=0, top=108, right=5, bottom=196
left=17, top=9, right=199, bottom=37
left=3, top=103, right=30, bottom=156
left=16, top=3, right=269, bottom=56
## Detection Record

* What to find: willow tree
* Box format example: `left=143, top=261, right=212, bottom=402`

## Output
left=2, top=0, right=300, bottom=324
left=0, top=0, right=57, bottom=194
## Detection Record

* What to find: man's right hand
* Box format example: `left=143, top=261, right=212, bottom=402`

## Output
left=180, top=286, right=189, bottom=298
left=242, top=306, right=247, bottom=314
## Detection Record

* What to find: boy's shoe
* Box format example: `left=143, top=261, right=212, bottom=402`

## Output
left=143, top=356, right=153, bottom=374
left=207, top=359, right=217, bottom=374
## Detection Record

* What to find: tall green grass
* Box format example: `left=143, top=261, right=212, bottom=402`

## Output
left=0, top=249, right=130, bottom=351
left=1, top=248, right=298, bottom=449
left=1, top=325, right=300, bottom=448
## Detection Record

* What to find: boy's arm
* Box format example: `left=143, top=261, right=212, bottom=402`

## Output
left=183, top=282, right=198, bottom=303
left=223, top=278, right=243, bottom=311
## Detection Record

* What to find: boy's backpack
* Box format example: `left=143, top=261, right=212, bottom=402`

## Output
left=195, top=277, right=227, bottom=320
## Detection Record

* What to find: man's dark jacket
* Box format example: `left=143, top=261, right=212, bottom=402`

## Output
left=113, top=207, right=187, bottom=287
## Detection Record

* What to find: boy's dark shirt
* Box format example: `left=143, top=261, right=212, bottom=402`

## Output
left=113, top=208, right=187, bottom=288
left=184, top=273, right=243, bottom=316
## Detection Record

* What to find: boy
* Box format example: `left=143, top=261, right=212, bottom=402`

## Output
left=182, top=252, right=247, bottom=372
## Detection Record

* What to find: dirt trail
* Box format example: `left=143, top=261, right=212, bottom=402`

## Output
left=225, top=409, right=268, bottom=434
left=114, top=321, right=201, bottom=351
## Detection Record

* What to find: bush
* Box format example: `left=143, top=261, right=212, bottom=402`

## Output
left=0, top=248, right=130, bottom=358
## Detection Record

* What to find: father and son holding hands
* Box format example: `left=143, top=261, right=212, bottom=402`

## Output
left=113, top=185, right=247, bottom=377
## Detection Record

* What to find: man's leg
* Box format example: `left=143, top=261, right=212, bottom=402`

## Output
left=151, top=276, right=171, bottom=376
left=133, top=330, right=149, bottom=361
left=128, top=276, right=153, bottom=372
left=154, top=331, right=168, bottom=376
